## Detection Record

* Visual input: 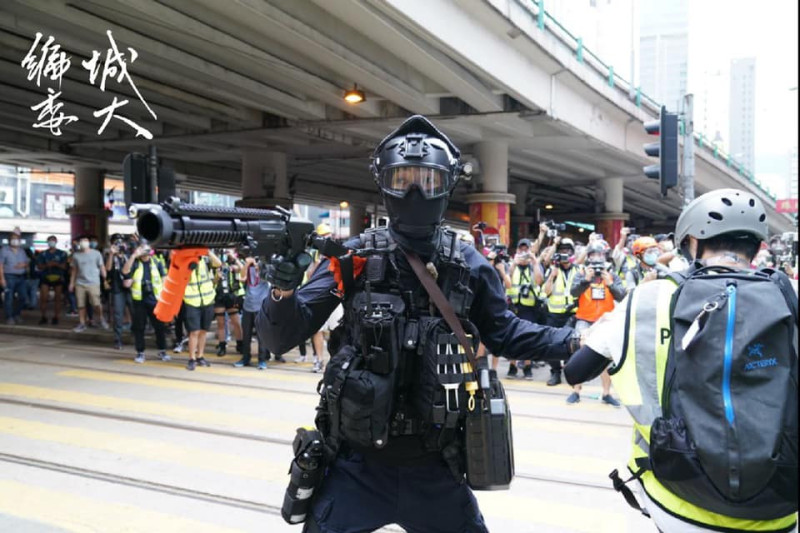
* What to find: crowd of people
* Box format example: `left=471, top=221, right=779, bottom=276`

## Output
left=469, top=221, right=797, bottom=404
left=0, top=223, right=345, bottom=373
left=0, top=221, right=796, bottom=383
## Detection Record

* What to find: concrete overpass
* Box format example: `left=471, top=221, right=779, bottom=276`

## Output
left=0, top=0, right=793, bottom=242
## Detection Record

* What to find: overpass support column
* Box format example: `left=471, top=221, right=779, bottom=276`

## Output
left=236, top=150, right=292, bottom=209
left=349, top=204, right=366, bottom=238
left=509, top=182, right=533, bottom=245
left=465, top=141, right=515, bottom=246
left=68, top=167, right=108, bottom=244
left=595, top=178, right=629, bottom=248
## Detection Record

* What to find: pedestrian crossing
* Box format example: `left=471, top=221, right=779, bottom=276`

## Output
left=0, top=344, right=653, bottom=533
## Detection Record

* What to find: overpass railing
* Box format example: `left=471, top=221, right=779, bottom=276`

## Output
left=516, top=0, right=778, bottom=202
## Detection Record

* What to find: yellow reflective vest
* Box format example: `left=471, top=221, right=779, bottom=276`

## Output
left=183, top=258, right=215, bottom=308
left=546, top=265, right=577, bottom=314
left=507, top=265, right=539, bottom=307
left=608, top=279, right=797, bottom=532
left=130, top=259, right=163, bottom=302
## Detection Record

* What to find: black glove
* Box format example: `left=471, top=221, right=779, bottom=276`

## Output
left=269, top=252, right=312, bottom=291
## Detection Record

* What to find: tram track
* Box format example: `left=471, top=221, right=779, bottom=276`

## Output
left=0, top=354, right=632, bottom=429
left=0, top=397, right=617, bottom=493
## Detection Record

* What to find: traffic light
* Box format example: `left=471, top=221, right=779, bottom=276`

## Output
left=362, top=213, right=372, bottom=229
left=643, top=105, right=679, bottom=196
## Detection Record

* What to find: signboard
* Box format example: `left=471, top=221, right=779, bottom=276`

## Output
left=44, top=192, right=74, bottom=219
left=776, top=198, right=798, bottom=214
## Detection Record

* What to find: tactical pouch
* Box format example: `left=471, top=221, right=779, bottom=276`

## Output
left=351, top=292, right=404, bottom=375
left=323, top=345, right=396, bottom=450
left=465, top=365, right=514, bottom=491
left=413, top=317, right=479, bottom=449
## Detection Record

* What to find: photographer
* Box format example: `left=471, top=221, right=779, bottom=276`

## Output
left=105, top=233, right=133, bottom=350
left=542, top=238, right=579, bottom=385
left=612, top=227, right=639, bottom=291
left=213, top=249, right=244, bottom=356
left=505, top=238, right=545, bottom=379
left=565, top=241, right=624, bottom=405
left=121, top=244, right=170, bottom=364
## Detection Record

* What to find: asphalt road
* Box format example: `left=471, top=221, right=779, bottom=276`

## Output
left=0, top=330, right=654, bottom=533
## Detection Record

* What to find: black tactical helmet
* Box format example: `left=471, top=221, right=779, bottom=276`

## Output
left=370, top=115, right=469, bottom=239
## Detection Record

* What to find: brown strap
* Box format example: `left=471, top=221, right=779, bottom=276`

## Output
left=402, top=249, right=478, bottom=369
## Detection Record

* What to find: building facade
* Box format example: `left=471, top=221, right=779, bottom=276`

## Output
left=729, top=57, right=756, bottom=174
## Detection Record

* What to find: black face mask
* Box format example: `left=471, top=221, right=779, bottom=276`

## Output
left=383, top=187, right=447, bottom=239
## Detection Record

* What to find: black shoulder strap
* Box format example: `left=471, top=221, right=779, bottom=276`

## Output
left=402, top=248, right=477, bottom=374
left=763, top=268, right=799, bottom=323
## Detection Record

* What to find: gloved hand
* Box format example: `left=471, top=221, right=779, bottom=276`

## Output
left=269, top=252, right=312, bottom=291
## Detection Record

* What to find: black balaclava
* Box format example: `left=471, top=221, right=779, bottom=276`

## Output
left=371, top=115, right=464, bottom=257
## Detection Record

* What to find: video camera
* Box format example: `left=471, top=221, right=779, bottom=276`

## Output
left=543, top=220, right=566, bottom=238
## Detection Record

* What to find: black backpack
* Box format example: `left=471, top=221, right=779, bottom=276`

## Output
left=648, top=266, right=798, bottom=520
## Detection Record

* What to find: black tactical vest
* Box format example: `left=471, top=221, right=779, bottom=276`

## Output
left=318, top=227, right=481, bottom=457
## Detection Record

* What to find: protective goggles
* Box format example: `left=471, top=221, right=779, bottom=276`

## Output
left=378, top=166, right=454, bottom=199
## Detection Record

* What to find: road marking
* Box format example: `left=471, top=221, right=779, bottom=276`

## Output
left=515, top=448, right=621, bottom=477
left=59, top=369, right=318, bottom=403
left=0, top=382, right=306, bottom=438
left=0, top=480, right=244, bottom=533
left=0, top=415, right=288, bottom=480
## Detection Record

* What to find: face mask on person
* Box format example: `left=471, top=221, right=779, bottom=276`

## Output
left=9, top=238, right=20, bottom=247
left=89, top=241, right=98, bottom=249
left=47, top=240, right=57, bottom=249
left=643, top=250, right=659, bottom=266
left=79, top=240, right=90, bottom=250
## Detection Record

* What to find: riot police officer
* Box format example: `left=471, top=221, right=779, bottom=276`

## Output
left=258, top=115, right=580, bottom=533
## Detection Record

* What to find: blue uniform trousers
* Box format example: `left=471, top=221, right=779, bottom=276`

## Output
left=305, top=449, right=488, bottom=533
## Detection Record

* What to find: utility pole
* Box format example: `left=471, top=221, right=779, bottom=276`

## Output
left=681, top=93, right=695, bottom=205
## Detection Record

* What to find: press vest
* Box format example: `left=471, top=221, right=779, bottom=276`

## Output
left=507, top=265, right=538, bottom=307
left=617, top=254, right=638, bottom=289
left=130, top=260, right=163, bottom=302
left=216, top=265, right=244, bottom=297
left=608, top=279, right=797, bottom=532
left=546, top=266, right=577, bottom=314
left=575, top=280, right=615, bottom=323
left=183, top=258, right=214, bottom=307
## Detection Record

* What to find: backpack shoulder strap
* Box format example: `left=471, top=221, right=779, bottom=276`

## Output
left=761, top=268, right=798, bottom=323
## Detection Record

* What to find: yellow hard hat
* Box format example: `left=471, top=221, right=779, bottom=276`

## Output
left=316, top=223, right=332, bottom=236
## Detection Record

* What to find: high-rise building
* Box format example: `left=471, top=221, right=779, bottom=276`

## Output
left=728, top=57, right=756, bottom=174
left=639, top=0, right=689, bottom=112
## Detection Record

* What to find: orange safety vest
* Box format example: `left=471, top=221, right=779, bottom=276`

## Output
left=575, top=282, right=615, bottom=323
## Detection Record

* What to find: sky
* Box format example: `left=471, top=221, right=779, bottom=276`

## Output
left=547, top=0, right=798, bottom=198
left=688, top=0, right=798, bottom=197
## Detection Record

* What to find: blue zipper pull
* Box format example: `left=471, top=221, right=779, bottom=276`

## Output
left=722, top=283, right=737, bottom=427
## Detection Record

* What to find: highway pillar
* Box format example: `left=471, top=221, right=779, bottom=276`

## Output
left=349, top=204, right=366, bottom=237
left=236, top=150, right=292, bottom=209
left=68, top=167, right=109, bottom=244
left=466, top=141, right=515, bottom=246
left=596, top=178, right=629, bottom=248
left=509, top=181, right=533, bottom=245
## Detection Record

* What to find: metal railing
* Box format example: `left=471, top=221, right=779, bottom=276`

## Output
left=515, top=0, right=777, bottom=201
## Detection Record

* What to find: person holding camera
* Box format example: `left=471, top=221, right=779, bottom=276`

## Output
left=566, top=241, right=624, bottom=405
left=105, top=233, right=133, bottom=350
left=631, top=236, right=664, bottom=284
left=213, top=249, right=244, bottom=356
left=234, top=255, right=272, bottom=370
left=542, top=237, right=579, bottom=385
left=505, top=238, right=545, bottom=379
left=121, top=244, right=170, bottom=364
left=183, top=251, right=221, bottom=370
